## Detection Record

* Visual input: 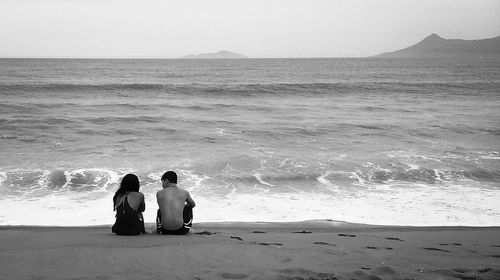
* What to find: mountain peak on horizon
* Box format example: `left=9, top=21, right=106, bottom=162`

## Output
left=424, top=33, right=444, bottom=41
left=181, top=50, right=247, bottom=59
left=376, top=33, right=500, bottom=59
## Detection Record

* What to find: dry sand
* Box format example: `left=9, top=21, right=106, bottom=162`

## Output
left=1, top=221, right=500, bottom=280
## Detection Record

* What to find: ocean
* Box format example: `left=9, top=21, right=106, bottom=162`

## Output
left=1, top=58, right=499, bottom=226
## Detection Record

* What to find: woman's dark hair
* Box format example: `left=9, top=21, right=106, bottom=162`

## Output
left=113, top=173, right=140, bottom=210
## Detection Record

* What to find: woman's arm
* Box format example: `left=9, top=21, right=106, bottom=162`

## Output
left=138, top=193, right=146, bottom=212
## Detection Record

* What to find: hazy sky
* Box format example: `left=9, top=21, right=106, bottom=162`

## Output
left=1, top=0, right=499, bottom=58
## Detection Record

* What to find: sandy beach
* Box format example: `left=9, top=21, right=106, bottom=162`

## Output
left=1, top=221, right=499, bottom=280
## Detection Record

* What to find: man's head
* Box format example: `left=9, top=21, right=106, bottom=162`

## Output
left=161, top=171, right=177, bottom=187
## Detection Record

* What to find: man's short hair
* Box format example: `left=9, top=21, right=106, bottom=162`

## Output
left=161, top=171, right=177, bottom=184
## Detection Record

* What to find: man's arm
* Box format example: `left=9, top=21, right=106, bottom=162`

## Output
left=156, top=191, right=162, bottom=209
left=185, top=191, right=196, bottom=208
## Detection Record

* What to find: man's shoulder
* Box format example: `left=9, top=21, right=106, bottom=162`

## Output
left=156, top=189, right=165, bottom=196
left=178, top=187, right=190, bottom=195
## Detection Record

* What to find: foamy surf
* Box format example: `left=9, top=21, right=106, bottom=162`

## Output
left=0, top=167, right=499, bottom=226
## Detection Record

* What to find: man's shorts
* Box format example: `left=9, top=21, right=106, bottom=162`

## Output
left=156, top=206, right=193, bottom=235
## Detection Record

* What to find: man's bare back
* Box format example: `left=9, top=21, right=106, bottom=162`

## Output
left=156, top=171, right=195, bottom=231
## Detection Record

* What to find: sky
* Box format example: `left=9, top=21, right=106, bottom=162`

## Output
left=0, top=0, right=499, bottom=58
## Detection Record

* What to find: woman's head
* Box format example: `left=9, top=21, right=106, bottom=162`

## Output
left=113, top=173, right=140, bottom=210
left=120, top=173, right=140, bottom=192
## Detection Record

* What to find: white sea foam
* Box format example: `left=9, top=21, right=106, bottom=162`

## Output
left=216, top=128, right=230, bottom=136
left=1, top=170, right=500, bottom=226
left=349, top=170, right=366, bottom=185
left=317, top=173, right=332, bottom=186
left=0, top=171, right=6, bottom=186
left=253, top=172, right=275, bottom=187
left=0, top=194, right=115, bottom=226
left=189, top=181, right=500, bottom=226
left=481, top=155, right=500, bottom=160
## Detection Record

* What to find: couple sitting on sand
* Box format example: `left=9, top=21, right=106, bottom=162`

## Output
left=111, top=171, right=196, bottom=236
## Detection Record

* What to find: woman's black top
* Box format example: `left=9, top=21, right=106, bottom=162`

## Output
left=112, top=194, right=145, bottom=235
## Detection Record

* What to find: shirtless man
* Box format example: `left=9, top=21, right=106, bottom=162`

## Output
left=156, top=171, right=196, bottom=235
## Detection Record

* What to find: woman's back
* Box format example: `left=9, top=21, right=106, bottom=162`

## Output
left=115, top=192, right=144, bottom=212
left=112, top=192, right=145, bottom=235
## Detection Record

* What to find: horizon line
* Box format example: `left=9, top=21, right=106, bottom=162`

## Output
left=0, top=56, right=371, bottom=60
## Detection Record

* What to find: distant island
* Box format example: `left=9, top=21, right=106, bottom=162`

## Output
left=376, top=33, right=500, bottom=59
left=181, top=50, right=247, bottom=59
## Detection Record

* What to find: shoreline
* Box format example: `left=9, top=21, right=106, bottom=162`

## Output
left=2, top=219, right=500, bottom=230
left=1, top=221, right=500, bottom=279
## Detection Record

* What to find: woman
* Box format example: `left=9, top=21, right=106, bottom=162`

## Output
left=112, top=174, right=145, bottom=235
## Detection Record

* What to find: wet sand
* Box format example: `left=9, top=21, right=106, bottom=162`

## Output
left=1, top=221, right=500, bottom=280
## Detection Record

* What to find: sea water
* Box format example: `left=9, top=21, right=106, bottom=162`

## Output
left=1, top=58, right=499, bottom=226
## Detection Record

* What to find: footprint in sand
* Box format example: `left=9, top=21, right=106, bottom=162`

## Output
left=230, top=236, right=244, bottom=241
left=423, top=247, right=450, bottom=253
left=366, top=246, right=393, bottom=250
left=254, top=242, right=283, bottom=246
left=195, top=231, right=216, bottom=235
left=337, top=233, right=356, bottom=237
left=313, top=242, right=337, bottom=246
left=440, top=243, right=462, bottom=246
left=219, top=272, right=248, bottom=279
left=293, top=230, right=312, bottom=234
left=385, top=237, right=404, bottom=241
